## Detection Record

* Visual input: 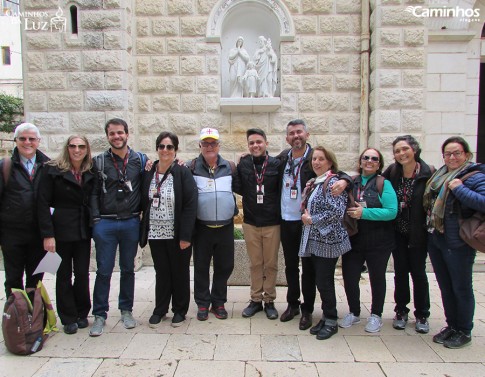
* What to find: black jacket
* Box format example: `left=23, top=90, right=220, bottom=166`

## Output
left=0, top=148, right=49, bottom=242
left=382, top=159, right=434, bottom=248
left=234, top=153, right=281, bottom=227
left=90, top=148, right=147, bottom=220
left=140, top=162, right=198, bottom=245
left=37, top=164, right=95, bottom=242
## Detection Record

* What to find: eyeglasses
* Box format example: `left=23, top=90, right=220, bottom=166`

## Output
left=68, top=144, right=87, bottom=150
left=443, top=151, right=463, bottom=159
left=157, top=144, right=175, bottom=151
left=361, top=155, right=379, bottom=162
left=17, top=137, right=39, bottom=142
left=200, top=141, right=219, bottom=148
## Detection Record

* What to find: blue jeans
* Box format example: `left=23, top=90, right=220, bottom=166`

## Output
left=428, top=231, right=476, bottom=334
left=92, top=217, right=139, bottom=319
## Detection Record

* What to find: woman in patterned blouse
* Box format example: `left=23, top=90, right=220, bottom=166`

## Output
left=299, top=146, right=351, bottom=340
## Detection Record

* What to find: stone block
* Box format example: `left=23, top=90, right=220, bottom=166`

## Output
left=138, top=77, right=169, bottom=93
left=317, top=93, right=350, bottom=111
left=48, top=92, right=83, bottom=111
left=350, top=55, right=360, bottom=73
left=404, top=29, right=425, bottom=46
left=281, top=76, right=302, bottom=92
left=200, top=113, right=230, bottom=132
left=152, top=18, right=179, bottom=36
left=85, top=90, right=127, bottom=110
left=26, top=33, right=61, bottom=49
left=294, top=16, right=317, bottom=34
left=372, top=110, right=400, bottom=132
left=28, top=73, right=67, bottom=90
left=336, top=0, right=361, bottom=14
left=292, top=56, right=317, bottom=73
left=80, top=10, right=121, bottom=29
left=182, top=95, right=204, bottom=112
left=136, top=113, right=168, bottom=134
left=136, top=57, right=150, bottom=74
left=68, top=72, right=104, bottom=89
left=167, top=38, right=196, bottom=54
left=181, top=17, right=207, bottom=36
left=281, top=94, right=297, bottom=112
left=380, top=48, right=425, bottom=68
left=320, top=55, right=350, bottom=73
left=153, top=56, right=179, bottom=75
left=104, top=31, right=129, bottom=50
left=269, top=113, right=298, bottom=134
left=170, top=77, right=195, bottom=92
left=335, top=75, right=361, bottom=91
left=206, top=56, right=219, bottom=74
left=168, top=114, right=199, bottom=135
left=137, top=39, right=166, bottom=55
left=29, top=92, right=47, bottom=111
left=403, top=70, right=424, bottom=87
left=181, top=56, right=204, bottom=74
left=197, top=0, right=218, bottom=14
left=334, top=36, right=361, bottom=53
left=330, top=113, right=360, bottom=133
left=280, top=56, right=291, bottom=75
left=104, top=0, right=124, bottom=9
left=302, top=0, right=332, bottom=14
left=319, top=16, right=351, bottom=33
left=231, top=114, right=269, bottom=134
left=26, top=52, right=45, bottom=71
left=314, top=135, right=349, bottom=151
left=29, top=112, right=69, bottom=133
left=281, top=40, right=301, bottom=54
left=337, top=152, right=359, bottom=172
left=136, top=19, right=149, bottom=36
left=197, top=43, right=220, bottom=55
left=379, top=29, right=401, bottom=46
left=377, top=70, right=401, bottom=88
left=105, top=72, right=127, bottom=90
left=378, top=88, right=424, bottom=109
left=217, top=134, right=248, bottom=151
left=197, top=76, right=221, bottom=93
left=350, top=93, right=361, bottom=112
left=349, top=14, right=362, bottom=34
left=302, top=114, right=330, bottom=134
left=298, top=94, right=316, bottom=112
left=81, top=33, right=104, bottom=49
left=83, top=51, right=126, bottom=70
left=206, top=95, right=220, bottom=112
left=73, top=0, right=103, bottom=7
left=135, top=0, right=163, bottom=15
left=152, top=95, right=180, bottom=112
left=137, top=96, right=150, bottom=112
left=301, top=37, right=332, bottom=53
left=302, top=75, right=332, bottom=91
left=23, top=0, right=58, bottom=8
left=167, top=0, right=194, bottom=15
left=71, top=112, right=106, bottom=133
left=381, top=8, right=424, bottom=26
left=46, top=52, right=81, bottom=70
left=402, top=110, right=424, bottom=132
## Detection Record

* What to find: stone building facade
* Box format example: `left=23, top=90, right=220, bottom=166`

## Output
left=19, top=0, right=484, bottom=168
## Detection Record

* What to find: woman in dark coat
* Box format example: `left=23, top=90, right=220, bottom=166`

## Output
left=140, top=131, right=197, bottom=328
left=382, top=135, right=434, bottom=334
left=38, top=135, right=94, bottom=334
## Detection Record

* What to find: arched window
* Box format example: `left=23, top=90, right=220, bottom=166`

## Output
left=70, top=5, right=78, bottom=35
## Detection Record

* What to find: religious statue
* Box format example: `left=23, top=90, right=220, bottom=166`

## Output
left=242, top=61, right=259, bottom=98
left=228, top=36, right=250, bottom=98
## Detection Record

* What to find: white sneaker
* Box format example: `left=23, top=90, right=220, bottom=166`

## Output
left=365, top=314, right=383, bottom=333
left=121, top=310, right=137, bottom=329
left=339, top=312, right=361, bottom=328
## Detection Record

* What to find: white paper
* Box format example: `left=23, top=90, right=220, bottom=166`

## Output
left=33, top=251, right=62, bottom=275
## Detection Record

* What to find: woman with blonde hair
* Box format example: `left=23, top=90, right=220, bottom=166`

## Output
left=38, top=135, right=95, bottom=334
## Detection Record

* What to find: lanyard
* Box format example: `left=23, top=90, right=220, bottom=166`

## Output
left=154, top=162, right=175, bottom=196
left=253, top=154, right=269, bottom=193
left=71, top=169, right=82, bottom=185
left=110, top=149, right=130, bottom=181
left=287, top=146, right=308, bottom=188
left=401, top=162, right=419, bottom=203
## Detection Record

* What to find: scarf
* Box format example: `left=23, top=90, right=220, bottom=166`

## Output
left=423, top=161, right=472, bottom=232
left=300, top=171, right=334, bottom=213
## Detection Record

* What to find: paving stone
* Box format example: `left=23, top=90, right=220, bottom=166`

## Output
left=120, top=333, right=170, bottom=359
left=423, top=335, right=485, bottom=363
left=175, top=360, right=244, bottom=377
left=161, top=334, right=216, bottom=360
left=380, top=335, right=442, bottom=362
left=76, top=333, right=134, bottom=358
left=187, top=317, right=250, bottom=335
left=214, top=334, right=261, bottom=360
left=345, top=335, right=395, bottom=362
left=0, top=356, right=49, bottom=377
left=261, top=335, right=301, bottom=361
left=30, top=358, right=102, bottom=377
left=314, top=362, right=385, bottom=376
left=93, top=359, right=177, bottom=377
left=380, top=362, right=485, bottom=377
left=246, top=361, right=318, bottom=376
left=298, top=334, right=354, bottom=362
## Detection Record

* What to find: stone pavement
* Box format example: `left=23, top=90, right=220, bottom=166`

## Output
left=1, top=267, right=485, bottom=377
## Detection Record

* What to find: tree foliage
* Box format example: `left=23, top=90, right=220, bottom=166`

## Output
left=0, top=94, right=24, bottom=133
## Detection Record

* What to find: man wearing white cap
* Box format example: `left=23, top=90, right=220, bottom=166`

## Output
left=187, top=128, right=239, bottom=321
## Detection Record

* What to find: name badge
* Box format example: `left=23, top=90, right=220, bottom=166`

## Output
left=290, top=187, right=298, bottom=200
left=256, top=185, right=264, bottom=194
left=358, top=201, right=367, bottom=208
left=206, top=179, right=215, bottom=190
left=257, top=192, right=264, bottom=204
left=152, top=195, right=160, bottom=208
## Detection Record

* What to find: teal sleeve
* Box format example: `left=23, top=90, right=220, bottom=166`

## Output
left=361, top=180, right=398, bottom=221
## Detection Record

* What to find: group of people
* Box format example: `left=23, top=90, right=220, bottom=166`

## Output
left=0, top=119, right=484, bottom=350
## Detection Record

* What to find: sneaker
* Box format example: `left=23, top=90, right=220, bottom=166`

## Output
left=121, top=310, right=137, bottom=329
left=77, top=318, right=89, bottom=329
left=339, top=313, right=361, bottom=328
left=365, top=314, right=383, bottom=333
left=392, top=311, right=408, bottom=330
left=197, top=307, right=209, bottom=321
left=415, top=317, right=429, bottom=334
left=89, top=315, right=105, bottom=337
left=242, top=301, right=263, bottom=318
left=148, top=314, right=165, bottom=328
left=63, top=323, right=78, bottom=335
left=264, top=302, right=278, bottom=320
left=210, top=305, right=228, bottom=319
left=316, top=323, right=338, bottom=340
left=171, top=313, right=186, bottom=328
left=433, top=326, right=456, bottom=344
left=443, top=330, right=472, bottom=349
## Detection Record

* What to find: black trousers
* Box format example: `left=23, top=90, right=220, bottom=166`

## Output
left=193, top=223, right=234, bottom=308
left=312, top=255, right=339, bottom=320
left=280, top=220, right=316, bottom=313
left=342, top=247, right=391, bottom=317
left=149, top=238, right=192, bottom=316
left=56, top=239, right=92, bottom=325
left=392, top=232, right=430, bottom=318
left=2, top=235, right=44, bottom=297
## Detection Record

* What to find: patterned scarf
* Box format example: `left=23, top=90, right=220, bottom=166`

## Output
left=300, top=171, right=334, bottom=213
left=423, top=161, right=472, bottom=232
